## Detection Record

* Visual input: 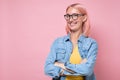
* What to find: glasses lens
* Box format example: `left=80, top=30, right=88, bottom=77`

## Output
left=72, top=14, right=78, bottom=20
left=64, top=14, right=69, bottom=20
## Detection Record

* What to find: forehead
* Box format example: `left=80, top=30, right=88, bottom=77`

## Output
left=66, top=7, right=81, bottom=14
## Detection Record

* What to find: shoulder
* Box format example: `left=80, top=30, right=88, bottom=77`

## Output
left=51, top=35, right=67, bottom=49
left=82, top=36, right=98, bottom=50
left=52, top=35, right=67, bottom=46
left=53, top=35, right=67, bottom=43
left=83, top=37, right=97, bottom=44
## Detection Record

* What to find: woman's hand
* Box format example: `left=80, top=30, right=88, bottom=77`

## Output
left=54, top=62, right=66, bottom=70
left=54, top=62, right=76, bottom=74
left=81, top=58, right=87, bottom=64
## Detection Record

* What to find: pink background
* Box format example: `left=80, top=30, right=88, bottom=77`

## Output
left=0, top=0, right=120, bottom=80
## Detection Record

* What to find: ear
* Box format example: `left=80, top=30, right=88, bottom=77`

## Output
left=82, top=15, right=87, bottom=22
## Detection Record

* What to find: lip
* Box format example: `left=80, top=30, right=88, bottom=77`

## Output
left=69, top=21, right=77, bottom=27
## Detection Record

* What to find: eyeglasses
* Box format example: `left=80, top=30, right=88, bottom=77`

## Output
left=64, top=13, right=84, bottom=20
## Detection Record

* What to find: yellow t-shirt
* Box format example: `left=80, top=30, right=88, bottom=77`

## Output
left=65, top=44, right=84, bottom=80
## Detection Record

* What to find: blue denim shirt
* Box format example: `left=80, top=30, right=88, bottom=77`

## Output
left=44, top=34, right=98, bottom=80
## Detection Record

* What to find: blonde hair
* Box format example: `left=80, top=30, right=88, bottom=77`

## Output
left=65, top=3, right=90, bottom=37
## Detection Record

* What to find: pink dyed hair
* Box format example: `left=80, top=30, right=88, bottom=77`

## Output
left=65, top=3, right=90, bottom=37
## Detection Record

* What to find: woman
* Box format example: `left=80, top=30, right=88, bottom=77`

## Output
left=44, top=3, right=98, bottom=80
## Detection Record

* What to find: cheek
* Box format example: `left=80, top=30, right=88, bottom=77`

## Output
left=77, top=18, right=83, bottom=23
left=77, top=21, right=82, bottom=26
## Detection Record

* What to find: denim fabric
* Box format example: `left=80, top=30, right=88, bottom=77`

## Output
left=44, top=34, right=98, bottom=80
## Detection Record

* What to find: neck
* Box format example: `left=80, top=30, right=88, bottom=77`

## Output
left=70, top=29, right=82, bottom=44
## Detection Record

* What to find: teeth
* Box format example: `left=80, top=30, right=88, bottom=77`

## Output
left=70, top=24, right=75, bottom=26
left=70, top=22, right=77, bottom=26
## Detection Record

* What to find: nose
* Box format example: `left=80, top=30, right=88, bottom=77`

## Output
left=69, top=16, right=73, bottom=21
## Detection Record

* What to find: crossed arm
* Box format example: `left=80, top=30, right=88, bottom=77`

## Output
left=44, top=39, right=98, bottom=77
left=54, top=41, right=98, bottom=76
left=54, top=58, right=87, bottom=75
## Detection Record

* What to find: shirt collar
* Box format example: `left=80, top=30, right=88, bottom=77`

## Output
left=64, top=33, right=86, bottom=42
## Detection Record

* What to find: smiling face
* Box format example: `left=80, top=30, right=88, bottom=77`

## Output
left=65, top=7, right=86, bottom=32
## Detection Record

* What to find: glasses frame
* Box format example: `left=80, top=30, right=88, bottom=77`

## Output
left=64, top=13, right=84, bottom=20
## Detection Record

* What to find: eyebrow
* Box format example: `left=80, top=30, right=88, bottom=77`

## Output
left=66, top=13, right=82, bottom=15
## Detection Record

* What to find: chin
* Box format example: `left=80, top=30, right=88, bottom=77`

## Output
left=69, top=28, right=77, bottom=32
left=69, top=25, right=78, bottom=30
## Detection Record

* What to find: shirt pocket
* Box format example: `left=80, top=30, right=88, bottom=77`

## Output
left=56, top=48, right=66, bottom=61
left=82, top=41, right=92, bottom=57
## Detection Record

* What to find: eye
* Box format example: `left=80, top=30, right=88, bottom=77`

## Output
left=72, top=14, right=78, bottom=19
left=64, top=14, right=70, bottom=20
